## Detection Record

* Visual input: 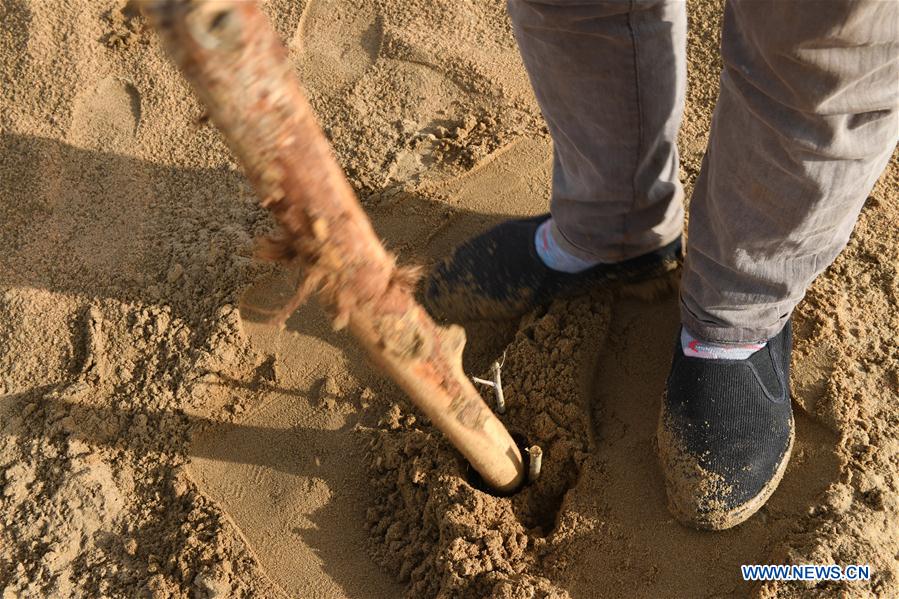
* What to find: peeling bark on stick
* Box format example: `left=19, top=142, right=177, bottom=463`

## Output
left=143, top=0, right=525, bottom=493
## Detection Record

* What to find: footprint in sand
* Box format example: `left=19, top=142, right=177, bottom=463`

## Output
left=69, top=76, right=141, bottom=148
left=292, top=0, right=382, bottom=96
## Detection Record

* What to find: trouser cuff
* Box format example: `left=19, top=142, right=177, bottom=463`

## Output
left=550, top=218, right=683, bottom=264
left=679, top=296, right=788, bottom=344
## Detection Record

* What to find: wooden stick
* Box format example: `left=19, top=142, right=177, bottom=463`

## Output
left=143, top=0, right=525, bottom=493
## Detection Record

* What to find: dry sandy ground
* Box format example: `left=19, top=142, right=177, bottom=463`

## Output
left=0, top=0, right=897, bottom=597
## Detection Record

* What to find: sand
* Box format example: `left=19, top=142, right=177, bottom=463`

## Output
left=0, top=0, right=896, bottom=598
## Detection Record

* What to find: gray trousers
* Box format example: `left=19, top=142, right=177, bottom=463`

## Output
left=508, top=0, right=898, bottom=343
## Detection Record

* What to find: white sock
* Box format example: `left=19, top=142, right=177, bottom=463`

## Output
left=534, top=219, right=601, bottom=273
left=681, top=327, right=767, bottom=360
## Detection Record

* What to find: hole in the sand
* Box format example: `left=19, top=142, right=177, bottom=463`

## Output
left=464, top=432, right=531, bottom=497
left=462, top=432, right=575, bottom=535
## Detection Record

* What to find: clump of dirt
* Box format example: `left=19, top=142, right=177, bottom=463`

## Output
left=363, top=293, right=611, bottom=597
left=398, top=110, right=532, bottom=171
left=102, top=1, right=147, bottom=49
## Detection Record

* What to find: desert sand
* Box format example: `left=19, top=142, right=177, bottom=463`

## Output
left=0, top=0, right=896, bottom=598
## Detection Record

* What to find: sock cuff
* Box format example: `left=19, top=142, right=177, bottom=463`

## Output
left=535, top=219, right=601, bottom=274
left=680, top=327, right=767, bottom=360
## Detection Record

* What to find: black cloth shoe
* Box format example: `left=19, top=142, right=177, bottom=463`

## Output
left=422, top=214, right=682, bottom=322
left=657, top=321, right=794, bottom=530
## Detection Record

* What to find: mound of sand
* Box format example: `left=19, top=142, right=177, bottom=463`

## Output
left=364, top=293, right=610, bottom=597
left=0, top=0, right=896, bottom=597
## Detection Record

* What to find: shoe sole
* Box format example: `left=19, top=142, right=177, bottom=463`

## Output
left=657, top=400, right=795, bottom=531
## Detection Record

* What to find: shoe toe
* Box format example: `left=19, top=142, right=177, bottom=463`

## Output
left=658, top=400, right=794, bottom=530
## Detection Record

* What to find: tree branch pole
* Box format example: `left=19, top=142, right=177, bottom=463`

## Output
left=143, top=0, right=525, bottom=493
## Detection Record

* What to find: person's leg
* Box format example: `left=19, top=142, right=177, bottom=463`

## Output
left=424, top=0, right=687, bottom=321
left=509, top=0, right=685, bottom=263
left=661, top=0, right=898, bottom=530
left=681, top=0, right=899, bottom=344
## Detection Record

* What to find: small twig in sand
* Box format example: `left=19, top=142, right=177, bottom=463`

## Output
left=472, top=353, right=507, bottom=414
left=527, top=445, right=543, bottom=483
